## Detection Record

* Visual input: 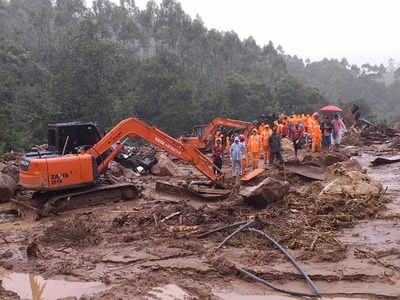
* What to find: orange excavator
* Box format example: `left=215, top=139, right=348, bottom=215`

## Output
left=18, top=118, right=224, bottom=216
left=179, top=118, right=255, bottom=150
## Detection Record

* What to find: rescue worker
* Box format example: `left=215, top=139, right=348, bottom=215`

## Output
left=292, top=123, right=302, bottom=159
left=211, top=138, right=223, bottom=175
left=239, top=134, right=248, bottom=175
left=261, top=124, right=272, bottom=164
left=225, top=134, right=230, bottom=151
left=229, top=136, right=245, bottom=185
left=268, top=125, right=283, bottom=165
left=321, top=115, right=333, bottom=152
left=311, top=112, right=322, bottom=152
left=248, top=128, right=262, bottom=170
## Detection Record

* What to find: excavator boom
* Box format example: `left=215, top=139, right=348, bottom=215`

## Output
left=88, top=118, right=223, bottom=185
left=180, top=118, right=255, bottom=150
left=20, top=118, right=223, bottom=192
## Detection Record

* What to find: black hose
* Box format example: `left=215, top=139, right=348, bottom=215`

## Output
left=197, top=221, right=248, bottom=238
left=236, top=266, right=319, bottom=298
left=248, top=227, right=321, bottom=298
left=216, top=219, right=254, bottom=249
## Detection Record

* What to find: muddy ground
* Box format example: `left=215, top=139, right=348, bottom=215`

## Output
left=0, top=134, right=400, bottom=299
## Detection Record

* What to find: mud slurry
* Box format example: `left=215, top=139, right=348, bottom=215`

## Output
left=1, top=148, right=400, bottom=299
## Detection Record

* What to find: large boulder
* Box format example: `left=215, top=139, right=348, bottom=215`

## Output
left=320, top=170, right=382, bottom=198
left=326, top=159, right=362, bottom=177
left=108, top=161, right=124, bottom=177
left=151, top=153, right=185, bottom=177
left=303, top=152, right=348, bottom=168
left=0, top=174, right=17, bottom=203
left=1, top=164, right=19, bottom=182
left=341, top=146, right=360, bottom=157
left=239, top=177, right=289, bottom=208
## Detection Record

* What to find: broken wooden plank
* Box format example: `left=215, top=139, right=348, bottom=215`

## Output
left=241, top=168, right=264, bottom=182
left=189, top=185, right=230, bottom=195
left=285, top=165, right=326, bottom=181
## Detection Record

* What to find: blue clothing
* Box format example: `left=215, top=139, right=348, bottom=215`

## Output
left=229, top=142, right=245, bottom=161
left=322, top=135, right=331, bottom=146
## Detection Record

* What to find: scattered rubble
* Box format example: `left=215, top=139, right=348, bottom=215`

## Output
left=320, top=170, right=382, bottom=197
left=0, top=132, right=398, bottom=299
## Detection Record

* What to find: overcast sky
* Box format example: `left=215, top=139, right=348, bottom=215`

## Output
left=99, top=0, right=400, bottom=66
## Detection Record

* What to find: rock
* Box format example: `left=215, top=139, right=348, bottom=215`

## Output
left=151, top=153, right=185, bottom=177
left=1, top=164, right=19, bottom=182
left=302, top=152, right=348, bottom=168
left=324, top=152, right=348, bottom=166
left=0, top=174, right=17, bottom=203
left=341, top=146, right=360, bottom=157
left=122, top=167, right=139, bottom=179
left=320, top=170, right=382, bottom=197
left=327, top=159, right=362, bottom=177
left=239, top=177, right=289, bottom=208
left=108, top=161, right=123, bottom=177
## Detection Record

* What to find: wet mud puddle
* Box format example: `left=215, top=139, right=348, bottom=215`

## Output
left=339, top=153, right=400, bottom=248
left=0, top=267, right=110, bottom=300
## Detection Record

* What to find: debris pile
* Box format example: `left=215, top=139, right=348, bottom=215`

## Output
left=0, top=153, right=21, bottom=203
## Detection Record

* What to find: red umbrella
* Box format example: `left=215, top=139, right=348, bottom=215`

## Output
left=320, top=105, right=342, bottom=112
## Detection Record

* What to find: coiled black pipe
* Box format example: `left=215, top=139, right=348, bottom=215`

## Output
left=236, top=266, right=319, bottom=298
left=216, top=219, right=254, bottom=249
left=197, top=220, right=248, bottom=238
left=248, top=227, right=321, bottom=298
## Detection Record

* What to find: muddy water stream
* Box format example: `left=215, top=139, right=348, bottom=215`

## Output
left=0, top=267, right=110, bottom=300
left=339, top=154, right=400, bottom=248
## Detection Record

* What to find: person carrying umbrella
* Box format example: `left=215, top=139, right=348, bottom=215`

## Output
left=331, top=114, right=346, bottom=151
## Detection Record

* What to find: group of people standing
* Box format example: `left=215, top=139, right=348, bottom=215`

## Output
left=211, top=112, right=346, bottom=181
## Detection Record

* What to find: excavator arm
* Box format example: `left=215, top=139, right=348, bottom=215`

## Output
left=200, top=118, right=253, bottom=143
left=87, top=118, right=224, bottom=185
left=180, top=118, right=255, bottom=150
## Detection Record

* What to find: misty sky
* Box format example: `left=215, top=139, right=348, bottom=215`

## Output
left=95, top=0, right=400, bottom=66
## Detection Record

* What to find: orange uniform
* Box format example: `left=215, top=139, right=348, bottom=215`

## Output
left=248, top=131, right=262, bottom=169
left=261, top=126, right=272, bottom=163
left=310, top=118, right=322, bottom=152
left=225, top=136, right=230, bottom=151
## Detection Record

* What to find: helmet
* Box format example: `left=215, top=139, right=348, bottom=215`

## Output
left=312, top=112, right=320, bottom=119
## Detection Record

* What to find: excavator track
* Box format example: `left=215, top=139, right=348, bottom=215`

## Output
left=11, top=183, right=139, bottom=218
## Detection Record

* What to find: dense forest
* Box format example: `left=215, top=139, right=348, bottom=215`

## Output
left=0, top=0, right=399, bottom=153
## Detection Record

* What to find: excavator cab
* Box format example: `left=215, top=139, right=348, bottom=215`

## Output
left=47, top=122, right=103, bottom=154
